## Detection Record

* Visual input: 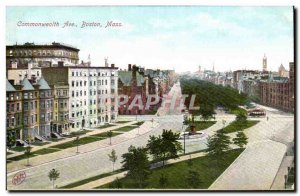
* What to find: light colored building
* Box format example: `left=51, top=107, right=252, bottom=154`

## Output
left=42, top=64, right=118, bottom=132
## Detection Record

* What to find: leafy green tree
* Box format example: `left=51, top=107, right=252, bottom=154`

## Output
left=24, top=146, right=32, bottom=166
left=7, top=133, right=16, bottom=149
left=121, top=145, right=151, bottom=188
left=48, top=168, right=60, bottom=189
left=74, top=136, right=80, bottom=153
left=236, top=112, right=247, bottom=123
left=233, top=131, right=248, bottom=148
left=107, top=131, right=113, bottom=145
left=199, top=103, right=215, bottom=121
left=108, top=149, right=118, bottom=172
left=206, top=129, right=231, bottom=159
left=186, top=169, right=202, bottom=189
left=109, top=177, right=123, bottom=189
left=147, top=129, right=182, bottom=166
left=159, top=173, right=169, bottom=188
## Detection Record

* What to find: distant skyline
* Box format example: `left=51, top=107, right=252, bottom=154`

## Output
left=6, top=6, right=294, bottom=72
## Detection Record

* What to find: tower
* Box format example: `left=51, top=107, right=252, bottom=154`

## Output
left=104, top=57, right=109, bottom=67
left=263, top=54, right=267, bottom=72
left=87, top=54, right=91, bottom=66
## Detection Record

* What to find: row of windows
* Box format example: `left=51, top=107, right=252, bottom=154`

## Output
left=71, top=89, right=110, bottom=97
left=71, top=79, right=112, bottom=87
left=9, top=49, right=78, bottom=58
left=71, top=71, right=115, bottom=77
left=7, top=103, right=21, bottom=113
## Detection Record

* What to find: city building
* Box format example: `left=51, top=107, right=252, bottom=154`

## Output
left=6, top=42, right=80, bottom=68
left=42, top=64, right=118, bottom=132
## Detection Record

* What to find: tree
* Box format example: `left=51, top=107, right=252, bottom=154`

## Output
left=199, top=103, right=215, bottom=121
left=121, top=145, right=151, bottom=188
left=108, top=149, right=118, bottom=172
left=147, top=129, right=182, bottom=167
left=159, top=173, right=169, bottom=188
left=74, top=136, right=80, bottom=153
left=233, top=131, right=248, bottom=148
left=206, top=128, right=231, bottom=159
left=186, top=169, right=202, bottom=189
left=109, top=177, right=122, bottom=189
left=48, top=168, right=60, bottom=189
left=24, top=146, right=32, bottom=166
left=236, top=112, right=247, bottom=123
left=7, top=133, right=16, bottom=149
left=107, top=131, right=113, bottom=145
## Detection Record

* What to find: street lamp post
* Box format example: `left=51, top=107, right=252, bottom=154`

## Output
left=183, top=133, right=186, bottom=155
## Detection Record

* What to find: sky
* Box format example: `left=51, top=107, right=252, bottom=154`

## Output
left=6, top=6, right=294, bottom=73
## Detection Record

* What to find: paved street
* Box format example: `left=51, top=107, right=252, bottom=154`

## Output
left=209, top=104, right=294, bottom=190
left=7, top=82, right=184, bottom=190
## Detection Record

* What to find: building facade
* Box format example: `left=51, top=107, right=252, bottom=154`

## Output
left=42, top=65, right=118, bottom=132
left=6, top=42, right=79, bottom=68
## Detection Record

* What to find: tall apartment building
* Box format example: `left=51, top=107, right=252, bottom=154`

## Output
left=6, top=42, right=79, bottom=67
left=42, top=65, right=118, bottom=132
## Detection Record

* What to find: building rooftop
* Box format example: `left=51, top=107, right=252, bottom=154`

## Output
left=6, top=79, right=16, bottom=92
left=21, top=78, right=35, bottom=91
left=119, top=71, right=144, bottom=86
left=37, top=77, right=51, bottom=90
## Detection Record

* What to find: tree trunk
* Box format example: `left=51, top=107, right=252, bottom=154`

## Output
left=113, top=163, right=114, bottom=172
left=27, top=157, right=29, bottom=166
left=53, top=180, right=55, bottom=189
left=110, top=137, right=112, bottom=145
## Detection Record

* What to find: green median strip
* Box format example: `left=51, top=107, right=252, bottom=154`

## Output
left=59, top=169, right=124, bottom=189
left=96, top=148, right=244, bottom=189
left=34, top=148, right=61, bottom=155
left=223, top=120, right=259, bottom=133
left=185, top=121, right=216, bottom=132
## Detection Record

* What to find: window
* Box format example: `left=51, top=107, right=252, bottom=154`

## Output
left=24, top=102, right=29, bottom=111
left=72, top=72, right=74, bottom=76
left=10, top=104, right=14, bottom=112
left=41, top=101, right=45, bottom=109
left=72, top=91, right=74, bottom=97
left=17, top=103, right=20, bottom=111
left=24, top=93, right=28, bottom=99
left=72, top=81, right=74, bottom=87
left=10, top=94, right=14, bottom=101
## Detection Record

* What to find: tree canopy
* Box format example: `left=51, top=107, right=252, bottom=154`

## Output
left=180, top=78, right=247, bottom=115
left=121, top=145, right=151, bottom=188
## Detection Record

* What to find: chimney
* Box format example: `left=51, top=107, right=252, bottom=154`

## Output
left=111, top=64, right=115, bottom=68
left=128, top=64, right=132, bottom=71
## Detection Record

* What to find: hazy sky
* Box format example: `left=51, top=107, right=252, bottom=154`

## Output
left=6, top=6, right=294, bottom=72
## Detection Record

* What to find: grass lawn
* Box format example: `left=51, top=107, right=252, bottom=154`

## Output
left=92, top=132, right=122, bottom=137
left=112, top=126, right=137, bottom=132
left=48, top=138, right=65, bottom=142
left=7, top=153, right=37, bottom=162
left=223, top=120, right=259, bottom=133
left=132, top=121, right=145, bottom=126
left=34, top=148, right=61, bottom=155
left=60, top=170, right=123, bottom=189
left=51, top=136, right=103, bottom=149
left=185, top=121, right=216, bottom=132
left=70, top=129, right=92, bottom=136
left=10, top=146, right=26, bottom=152
left=97, top=124, right=116, bottom=129
left=116, top=121, right=131, bottom=124
left=31, top=142, right=51, bottom=146
left=97, top=148, right=244, bottom=189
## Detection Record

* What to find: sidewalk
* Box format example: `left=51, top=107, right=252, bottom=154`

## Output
left=70, top=151, right=206, bottom=190
left=7, top=121, right=138, bottom=159
left=7, top=121, right=160, bottom=173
